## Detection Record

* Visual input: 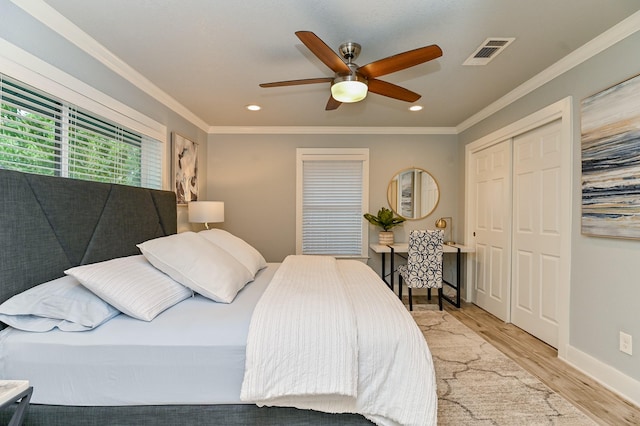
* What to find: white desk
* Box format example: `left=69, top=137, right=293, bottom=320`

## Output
left=370, top=243, right=474, bottom=308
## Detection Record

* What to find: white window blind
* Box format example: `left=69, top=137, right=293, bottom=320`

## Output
left=0, top=75, right=162, bottom=189
left=297, top=148, right=369, bottom=257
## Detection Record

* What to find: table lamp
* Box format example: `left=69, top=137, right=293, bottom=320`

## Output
left=435, top=216, right=454, bottom=245
left=188, top=201, right=224, bottom=229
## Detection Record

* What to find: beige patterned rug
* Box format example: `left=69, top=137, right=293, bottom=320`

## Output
left=411, top=308, right=597, bottom=425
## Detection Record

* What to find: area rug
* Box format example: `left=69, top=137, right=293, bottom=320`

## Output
left=411, top=309, right=597, bottom=425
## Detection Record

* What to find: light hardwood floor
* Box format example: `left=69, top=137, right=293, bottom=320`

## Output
left=414, top=296, right=640, bottom=425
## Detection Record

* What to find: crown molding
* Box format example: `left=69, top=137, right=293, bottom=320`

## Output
left=10, top=0, right=210, bottom=132
left=457, top=10, right=640, bottom=133
left=208, top=126, right=458, bottom=135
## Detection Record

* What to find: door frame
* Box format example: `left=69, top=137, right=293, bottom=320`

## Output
left=464, top=96, right=573, bottom=359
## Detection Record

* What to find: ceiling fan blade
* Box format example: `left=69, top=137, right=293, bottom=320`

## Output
left=295, top=31, right=351, bottom=74
left=260, top=77, right=333, bottom=88
left=325, top=96, right=342, bottom=110
left=358, top=45, right=442, bottom=78
left=367, top=79, right=421, bottom=102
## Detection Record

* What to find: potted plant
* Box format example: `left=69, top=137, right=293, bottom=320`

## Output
left=364, top=207, right=406, bottom=245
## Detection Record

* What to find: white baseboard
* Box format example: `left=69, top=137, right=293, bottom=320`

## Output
left=563, top=344, right=640, bottom=407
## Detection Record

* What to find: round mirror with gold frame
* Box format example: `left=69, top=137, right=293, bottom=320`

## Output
left=387, top=167, right=440, bottom=220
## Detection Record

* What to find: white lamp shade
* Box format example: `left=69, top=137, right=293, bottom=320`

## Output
left=188, top=201, right=224, bottom=224
left=330, top=77, right=368, bottom=103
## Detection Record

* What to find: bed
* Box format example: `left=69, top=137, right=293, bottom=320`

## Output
left=0, top=169, right=437, bottom=426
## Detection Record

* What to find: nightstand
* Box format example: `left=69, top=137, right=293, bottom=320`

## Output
left=0, top=380, right=32, bottom=426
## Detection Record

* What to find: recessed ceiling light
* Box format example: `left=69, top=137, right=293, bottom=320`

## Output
left=409, top=105, right=423, bottom=112
left=246, top=104, right=261, bottom=111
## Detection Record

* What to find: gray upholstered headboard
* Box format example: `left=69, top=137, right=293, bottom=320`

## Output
left=0, top=169, right=177, bottom=306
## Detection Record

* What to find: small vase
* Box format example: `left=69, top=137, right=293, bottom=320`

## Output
left=378, top=231, right=394, bottom=245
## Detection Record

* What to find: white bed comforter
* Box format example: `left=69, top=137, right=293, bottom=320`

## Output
left=241, top=255, right=437, bottom=426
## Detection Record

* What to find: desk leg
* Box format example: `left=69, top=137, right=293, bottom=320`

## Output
left=441, top=247, right=462, bottom=308
left=389, top=246, right=395, bottom=293
left=380, top=252, right=394, bottom=291
left=456, top=249, right=461, bottom=307
left=381, top=252, right=387, bottom=286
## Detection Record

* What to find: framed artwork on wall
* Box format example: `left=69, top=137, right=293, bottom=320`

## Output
left=172, top=132, right=198, bottom=204
left=581, top=73, right=640, bottom=239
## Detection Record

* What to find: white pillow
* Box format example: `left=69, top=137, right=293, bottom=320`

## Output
left=137, top=232, right=253, bottom=303
left=65, top=255, right=192, bottom=321
left=198, top=229, right=267, bottom=277
left=0, top=275, right=120, bottom=332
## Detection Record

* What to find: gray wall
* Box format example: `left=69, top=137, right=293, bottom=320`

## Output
left=459, top=32, right=640, bottom=384
left=205, top=133, right=458, bottom=274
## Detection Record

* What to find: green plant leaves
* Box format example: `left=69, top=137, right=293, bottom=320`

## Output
left=363, top=207, right=406, bottom=231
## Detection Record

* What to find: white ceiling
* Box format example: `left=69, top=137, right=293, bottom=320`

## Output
left=35, top=0, right=640, bottom=129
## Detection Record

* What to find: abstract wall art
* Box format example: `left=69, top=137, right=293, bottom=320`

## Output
left=172, top=133, right=198, bottom=204
left=581, top=73, right=640, bottom=239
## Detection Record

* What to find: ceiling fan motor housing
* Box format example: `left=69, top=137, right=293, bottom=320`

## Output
left=338, top=42, right=362, bottom=62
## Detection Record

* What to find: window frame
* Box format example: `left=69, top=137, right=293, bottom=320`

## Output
left=296, top=147, right=369, bottom=258
left=0, top=39, right=167, bottom=188
left=1, top=75, right=162, bottom=188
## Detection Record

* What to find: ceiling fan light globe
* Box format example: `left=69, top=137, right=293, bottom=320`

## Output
left=331, top=76, right=368, bottom=103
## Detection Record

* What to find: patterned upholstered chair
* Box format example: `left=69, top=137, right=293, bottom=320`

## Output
left=397, top=230, right=444, bottom=311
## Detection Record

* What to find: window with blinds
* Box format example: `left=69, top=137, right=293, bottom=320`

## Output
left=0, top=75, right=162, bottom=189
left=296, top=148, right=369, bottom=257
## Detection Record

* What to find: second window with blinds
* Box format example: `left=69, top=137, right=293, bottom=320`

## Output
left=296, top=148, right=369, bottom=258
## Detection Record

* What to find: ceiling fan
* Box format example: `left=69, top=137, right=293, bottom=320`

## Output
left=260, top=31, right=442, bottom=110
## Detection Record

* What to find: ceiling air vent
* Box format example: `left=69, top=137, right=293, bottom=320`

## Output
left=463, top=37, right=515, bottom=66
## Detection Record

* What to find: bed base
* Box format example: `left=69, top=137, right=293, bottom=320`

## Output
left=0, top=404, right=373, bottom=426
